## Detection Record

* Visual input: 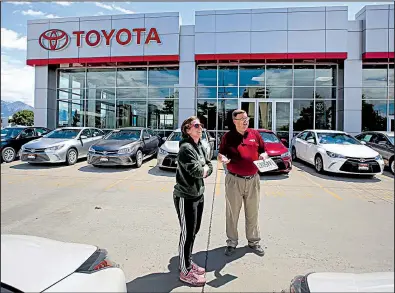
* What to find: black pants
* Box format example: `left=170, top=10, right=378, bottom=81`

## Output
left=174, top=195, right=204, bottom=275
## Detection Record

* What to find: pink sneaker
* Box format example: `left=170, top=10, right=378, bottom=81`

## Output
left=179, top=270, right=206, bottom=286
left=191, top=262, right=205, bottom=275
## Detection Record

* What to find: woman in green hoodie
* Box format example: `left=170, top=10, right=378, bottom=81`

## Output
left=173, top=116, right=213, bottom=286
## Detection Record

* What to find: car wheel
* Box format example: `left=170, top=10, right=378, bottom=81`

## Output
left=314, top=154, right=324, bottom=173
left=135, top=149, right=143, bottom=168
left=66, top=148, right=78, bottom=166
left=2, top=147, right=16, bottom=163
left=291, top=147, right=297, bottom=161
left=391, top=159, right=394, bottom=175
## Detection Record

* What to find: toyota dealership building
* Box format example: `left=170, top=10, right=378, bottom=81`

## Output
left=27, top=4, right=394, bottom=147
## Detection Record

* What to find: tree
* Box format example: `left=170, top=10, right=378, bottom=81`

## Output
left=8, top=110, right=34, bottom=126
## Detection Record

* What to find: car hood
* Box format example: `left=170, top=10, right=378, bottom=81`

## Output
left=24, top=138, right=73, bottom=148
left=92, top=139, right=138, bottom=151
left=265, top=142, right=289, bottom=156
left=321, top=144, right=379, bottom=158
left=307, top=272, right=394, bottom=292
left=1, top=234, right=97, bottom=292
left=161, top=141, right=180, bottom=154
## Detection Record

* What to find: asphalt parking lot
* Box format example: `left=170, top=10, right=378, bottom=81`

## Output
left=1, top=158, right=394, bottom=292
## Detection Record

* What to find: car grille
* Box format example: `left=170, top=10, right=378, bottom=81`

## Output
left=24, top=148, right=46, bottom=153
left=340, top=159, right=381, bottom=173
left=162, top=154, right=178, bottom=168
left=345, top=157, right=376, bottom=162
left=269, top=155, right=286, bottom=170
left=94, top=150, right=119, bottom=155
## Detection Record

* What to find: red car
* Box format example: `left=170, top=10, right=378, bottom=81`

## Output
left=257, top=129, right=292, bottom=174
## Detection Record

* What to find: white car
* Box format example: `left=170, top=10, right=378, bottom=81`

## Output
left=157, top=128, right=215, bottom=170
left=290, top=130, right=384, bottom=175
left=1, top=234, right=127, bottom=292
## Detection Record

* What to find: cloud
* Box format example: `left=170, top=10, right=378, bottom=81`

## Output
left=1, top=54, right=34, bottom=106
left=21, top=9, right=46, bottom=16
left=94, top=2, right=134, bottom=14
left=8, top=1, right=31, bottom=5
left=54, top=2, right=72, bottom=6
left=1, top=28, right=27, bottom=50
left=45, top=14, right=59, bottom=19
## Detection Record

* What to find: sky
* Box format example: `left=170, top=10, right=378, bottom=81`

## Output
left=1, top=1, right=391, bottom=106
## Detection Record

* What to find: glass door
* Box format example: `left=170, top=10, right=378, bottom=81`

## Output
left=389, top=115, right=394, bottom=132
left=275, top=102, right=291, bottom=147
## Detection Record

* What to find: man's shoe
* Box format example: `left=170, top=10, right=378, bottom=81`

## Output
left=224, top=246, right=236, bottom=256
left=179, top=270, right=206, bottom=286
left=191, top=261, right=205, bottom=275
left=248, top=244, right=265, bottom=256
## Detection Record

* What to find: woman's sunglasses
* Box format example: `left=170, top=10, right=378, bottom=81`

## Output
left=191, top=123, right=204, bottom=129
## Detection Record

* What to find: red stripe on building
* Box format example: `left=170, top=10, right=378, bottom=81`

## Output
left=362, top=52, right=395, bottom=60
left=195, top=52, right=348, bottom=61
left=26, top=55, right=180, bottom=66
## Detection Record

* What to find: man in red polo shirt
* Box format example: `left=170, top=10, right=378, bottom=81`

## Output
left=218, top=109, right=268, bottom=256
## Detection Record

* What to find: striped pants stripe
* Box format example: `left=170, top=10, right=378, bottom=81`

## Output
left=174, top=195, right=204, bottom=275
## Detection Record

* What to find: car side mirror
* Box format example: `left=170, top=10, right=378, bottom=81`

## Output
left=280, top=138, right=288, bottom=144
left=144, top=135, right=150, bottom=140
left=162, top=137, right=167, bottom=141
left=80, top=135, right=88, bottom=140
left=360, top=141, right=367, bottom=145
left=306, top=138, right=315, bottom=144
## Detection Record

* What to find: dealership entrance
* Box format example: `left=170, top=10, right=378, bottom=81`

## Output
left=240, top=99, right=292, bottom=144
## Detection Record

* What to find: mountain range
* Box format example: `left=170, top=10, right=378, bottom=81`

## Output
left=1, top=100, right=34, bottom=118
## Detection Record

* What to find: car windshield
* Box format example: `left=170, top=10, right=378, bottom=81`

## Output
left=105, top=130, right=141, bottom=140
left=317, top=133, right=361, bottom=145
left=168, top=132, right=183, bottom=141
left=1, top=128, right=23, bottom=138
left=45, top=129, right=80, bottom=139
left=387, top=135, right=394, bottom=145
left=260, top=132, right=280, bottom=143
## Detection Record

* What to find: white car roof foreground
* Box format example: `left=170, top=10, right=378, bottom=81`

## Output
left=1, top=234, right=97, bottom=292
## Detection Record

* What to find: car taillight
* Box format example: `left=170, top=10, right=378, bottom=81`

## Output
left=76, top=248, right=119, bottom=274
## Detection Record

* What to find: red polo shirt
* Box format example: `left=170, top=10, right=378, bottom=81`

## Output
left=219, top=128, right=266, bottom=176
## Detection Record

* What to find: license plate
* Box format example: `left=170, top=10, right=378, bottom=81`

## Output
left=254, top=158, right=278, bottom=173
left=27, top=154, right=36, bottom=159
left=100, top=157, right=109, bottom=162
left=358, top=163, right=369, bottom=170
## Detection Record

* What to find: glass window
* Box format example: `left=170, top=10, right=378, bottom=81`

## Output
left=362, top=99, right=387, bottom=131
left=294, top=87, right=314, bottom=99
left=315, top=65, right=337, bottom=86
left=85, top=99, right=116, bottom=129
left=58, top=69, right=86, bottom=89
left=389, top=100, right=394, bottom=116
left=266, top=65, right=292, bottom=87
left=58, top=100, right=84, bottom=127
left=87, top=68, right=116, bottom=88
left=92, top=128, right=104, bottom=137
left=148, top=100, right=178, bottom=130
left=389, top=64, right=394, bottom=87
left=217, top=99, right=238, bottom=131
left=87, top=88, right=115, bottom=100
left=218, top=66, right=237, bottom=86
left=389, top=87, right=394, bottom=100
left=294, top=65, right=314, bottom=86
left=148, top=88, right=178, bottom=99
left=81, top=129, right=92, bottom=138
left=197, top=87, right=216, bottom=99
left=116, top=100, right=147, bottom=128
left=20, top=128, right=35, bottom=138
left=58, top=88, right=85, bottom=100
left=293, top=100, right=314, bottom=131
left=266, top=87, right=291, bottom=99
left=297, top=131, right=308, bottom=140
left=197, top=99, right=217, bottom=130
left=148, top=67, right=179, bottom=87
left=315, top=100, right=336, bottom=130
left=117, top=88, right=147, bottom=100
left=362, top=88, right=388, bottom=99
left=35, top=127, right=49, bottom=136
left=116, top=68, right=147, bottom=87
left=315, top=87, right=336, bottom=99
left=197, top=66, right=217, bottom=87
left=239, top=66, right=265, bottom=86
left=362, top=64, right=388, bottom=87
left=46, top=128, right=80, bottom=139
left=239, top=87, right=266, bottom=99
left=218, top=87, right=238, bottom=99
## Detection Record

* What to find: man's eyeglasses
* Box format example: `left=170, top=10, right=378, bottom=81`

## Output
left=234, top=117, right=250, bottom=122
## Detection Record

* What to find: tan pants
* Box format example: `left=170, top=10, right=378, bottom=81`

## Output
left=225, top=173, right=261, bottom=247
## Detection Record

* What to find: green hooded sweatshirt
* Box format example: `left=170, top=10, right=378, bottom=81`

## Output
left=173, top=136, right=213, bottom=199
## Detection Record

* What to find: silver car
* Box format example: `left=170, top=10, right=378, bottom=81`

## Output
left=20, top=127, right=105, bottom=165
left=157, top=128, right=215, bottom=170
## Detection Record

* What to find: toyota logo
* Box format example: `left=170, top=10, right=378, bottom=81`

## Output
left=31, top=149, right=36, bottom=153
left=359, top=158, right=366, bottom=162
left=39, top=29, right=70, bottom=51
left=103, top=151, right=108, bottom=155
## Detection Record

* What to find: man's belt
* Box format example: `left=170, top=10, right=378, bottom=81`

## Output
left=228, top=172, right=256, bottom=180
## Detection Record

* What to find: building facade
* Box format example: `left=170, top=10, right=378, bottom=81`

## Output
left=26, top=4, right=394, bottom=148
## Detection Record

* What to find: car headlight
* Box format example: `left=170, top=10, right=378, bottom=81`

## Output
left=375, top=154, right=383, bottom=161
left=326, top=151, right=345, bottom=159
left=281, top=151, right=291, bottom=158
left=46, top=144, right=64, bottom=151
left=118, top=147, right=132, bottom=154
left=88, top=146, right=95, bottom=153
left=159, top=148, right=168, bottom=156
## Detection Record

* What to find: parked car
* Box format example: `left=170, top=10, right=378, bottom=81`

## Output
left=20, top=127, right=105, bottom=165
left=355, top=131, right=394, bottom=174
left=102, top=129, right=115, bottom=136
left=290, top=271, right=394, bottom=292
left=87, top=127, right=159, bottom=167
left=156, top=128, right=215, bottom=170
left=1, top=126, right=51, bottom=163
left=290, top=130, right=384, bottom=176
left=1, top=234, right=127, bottom=292
left=257, top=129, right=292, bottom=174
